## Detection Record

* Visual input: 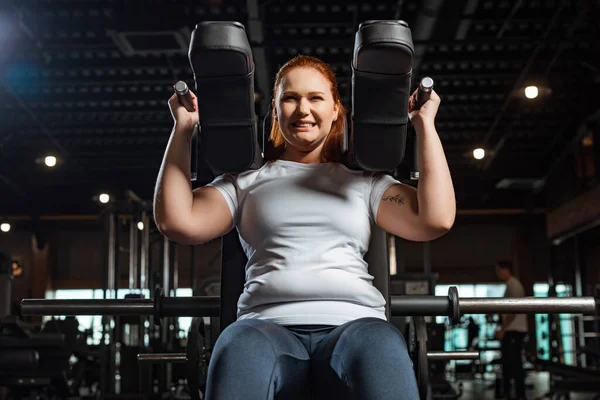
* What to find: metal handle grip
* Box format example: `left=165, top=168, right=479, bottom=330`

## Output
left=173, top=81, right=199, bottom=181
left=174, top=81, right=195, bottom=113
left=410, top=77, right=434, bottom=181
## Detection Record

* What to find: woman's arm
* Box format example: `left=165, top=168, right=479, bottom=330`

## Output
left=376, top=89, right=456, bottom=241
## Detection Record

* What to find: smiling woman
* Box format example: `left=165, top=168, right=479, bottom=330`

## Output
left=267, top=55, right=347, bottom=164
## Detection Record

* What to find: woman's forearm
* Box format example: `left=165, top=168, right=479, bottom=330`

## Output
left=415, top=121, right=456, bottom=230
left=153, top=124, right=195, bottom=232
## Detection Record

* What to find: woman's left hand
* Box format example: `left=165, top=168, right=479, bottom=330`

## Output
left=408, top=88, right=441, bottom=130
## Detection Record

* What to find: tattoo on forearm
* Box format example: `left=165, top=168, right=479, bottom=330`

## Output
left=382, top=195, right=405, bottom=205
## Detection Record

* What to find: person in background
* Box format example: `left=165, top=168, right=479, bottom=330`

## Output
left=495, top=260, right=528, bottom=400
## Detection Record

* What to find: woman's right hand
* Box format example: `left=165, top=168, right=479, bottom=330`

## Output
left=168, top=90, right=199, bottom=132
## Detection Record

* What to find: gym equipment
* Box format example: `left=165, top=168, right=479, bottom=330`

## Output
left=410, top=77, right=434, bottom=180
left=174, top=80, right=200, bottom=182
left=0, top=318, right=74, bottom=399
left=138, top=317, right=209, bottom=400
left=351, top=20, right=414, bottom=171
left=21, top=286, right=597, bottom=321
left=21, top=287, right=597, bottom=400
left=536, top=358, right=600, bottom=399
left=188, top=21, right=262, bottom=174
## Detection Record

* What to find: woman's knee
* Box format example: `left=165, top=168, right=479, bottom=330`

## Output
left=328, top=318, right=418, bottom=397
left=206, top=320, right=311, bottom=399
left=347, top=318, right=408, bottom=350
left=212, top=319, right=277, bottom=357
left=211, top=319, right=308, bottom=363
left=334, top=318, right=412, bottom=369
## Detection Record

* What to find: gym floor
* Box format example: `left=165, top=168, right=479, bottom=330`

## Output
left=458, top=372, right=598, bottom=399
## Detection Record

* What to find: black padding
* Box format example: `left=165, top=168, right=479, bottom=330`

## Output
left=219, top=230, right=247, bottom=334
left=351, top=20, right=414, bottom=171
left=189, top=21, right=263, bottom=174
left=365, top=224, right=391, bottom=320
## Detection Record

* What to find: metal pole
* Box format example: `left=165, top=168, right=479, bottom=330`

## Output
left=107, top=212, right=117, bottom=299
left=162, top=236, right=170, bottom=298
left=388, top=234, right=397, bottom=276
left=458, top=297, right=595, bottom=314
left=427, top=351, right=480, bottom=360
left=22, top=296, right=596, bottom=317
left=573, top=236, right=587, bottom=367
left=137, top=353, right=187, bottom=363
left=129, top=219, right=139, bottom=290
left=140, top=212, right=149, bottom=292
left=172, top=242, right=178, bottom=296
left=106, top=211, right=118, bottom=395
left=161, top=236, right=172, bottom=390
left=21, top=299, right=154, bottom=315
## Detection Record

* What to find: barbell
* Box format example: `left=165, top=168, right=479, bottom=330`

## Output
left=20, top=287, right=597, bottom=400
left=21, top=287, right=597, bottom=323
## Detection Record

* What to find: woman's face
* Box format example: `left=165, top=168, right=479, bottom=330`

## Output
left=274, top=67, right=339, bottom=155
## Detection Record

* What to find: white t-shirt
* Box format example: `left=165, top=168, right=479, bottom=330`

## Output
left=503, top=277, right=528, bottom=332
left=207, top=159, right=400, bottom=326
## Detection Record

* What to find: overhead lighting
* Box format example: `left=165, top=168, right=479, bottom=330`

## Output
left=44, top=155, right=57, bottom=167
left=1, top=223, right=10, bottom=233
left=473, top=148, right=485, bottom=160
left=99, top=193, right=110, bottom=204
left=137, top=221, right=144, bottom=231
left=524, top=86, right=539, bottom=99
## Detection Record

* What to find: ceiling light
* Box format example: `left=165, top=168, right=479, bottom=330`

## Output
left=44, top=155, right=57, bottom=167
left=137, top=221, right=144, bottom=231
left=524, top=86, right=538, bottom=99
left=99, top=193, right=110, bottom=204
left=473, top=148, right=485, bottom=160
left=1, top=223, right=10, bottom=233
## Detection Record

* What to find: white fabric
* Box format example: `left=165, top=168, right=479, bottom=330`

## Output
left=206, top=159, right=400, bottom=326
left=503, top=277, right=528, bottom=332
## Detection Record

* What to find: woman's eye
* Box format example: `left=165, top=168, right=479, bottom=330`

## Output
left=312, top=96, right=323, bottom=101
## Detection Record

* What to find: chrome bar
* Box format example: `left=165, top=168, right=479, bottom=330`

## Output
left=427, top=351, right=480, bottom=360
left=21, top=299, right=154, bottom=316
left=137, top=353, right=187, bottom=363
left=459, top=297, right=596, bottom=314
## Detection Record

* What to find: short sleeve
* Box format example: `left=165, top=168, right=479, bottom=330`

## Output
left=205, top=174, right=239, bottom=224
left=368, top=173, right=402, bottom=223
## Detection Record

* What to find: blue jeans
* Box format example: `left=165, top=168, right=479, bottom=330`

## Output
left=204, top=317, right=419, bottom=399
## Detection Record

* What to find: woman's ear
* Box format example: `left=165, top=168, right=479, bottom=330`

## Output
left=333, top=103, right=340, bottom=122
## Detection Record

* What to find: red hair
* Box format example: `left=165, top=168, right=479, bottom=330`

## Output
left=267, top=55, right=347, bottom=163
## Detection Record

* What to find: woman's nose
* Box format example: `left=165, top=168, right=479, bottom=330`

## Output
left=296, top=98, right=310, bottom=116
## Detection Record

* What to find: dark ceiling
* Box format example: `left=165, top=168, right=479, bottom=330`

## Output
left=0, top=0, right=599, bottom=216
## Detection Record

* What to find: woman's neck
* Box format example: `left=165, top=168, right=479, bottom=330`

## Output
left=280, top=146, right=324, bottom=164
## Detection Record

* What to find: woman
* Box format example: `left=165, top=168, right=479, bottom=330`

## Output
left=154, top=55, right=455, bottom=399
